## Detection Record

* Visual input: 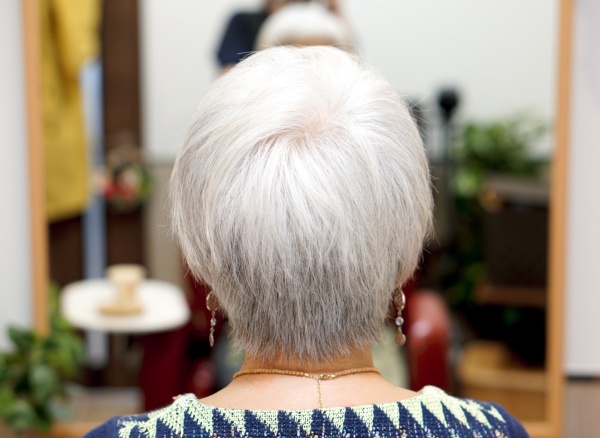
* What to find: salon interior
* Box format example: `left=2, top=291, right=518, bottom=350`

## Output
left=1, top=0, right=599, bottom=437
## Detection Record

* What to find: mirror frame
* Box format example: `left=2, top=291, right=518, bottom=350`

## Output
left=23, top=1, right=572, bottom=436
left=534, top=0, right=572, bottom=436
left=22, top=0, right=48, bottom=335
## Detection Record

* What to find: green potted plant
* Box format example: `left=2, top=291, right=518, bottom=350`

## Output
left=438, top=113, right=548, bottom=358
left=445, top=112, right=548, bottom=306
left=0, top=284, right=84, bottom=437
left=452, top=112, right=547, bottom=198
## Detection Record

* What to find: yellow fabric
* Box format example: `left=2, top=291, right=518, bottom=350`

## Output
left=41, top=0, right=101, bottom=221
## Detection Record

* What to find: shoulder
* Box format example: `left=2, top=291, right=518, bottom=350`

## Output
left=83, top=394, right=211, bottom=438
left=83, top=389, right=530, bottom=438
left=406, top=386, right=530, bottom=437
left=217, top=11, right=268, bottom=67
left=220, top=10, right=268, bottom=42
left=226, top=11, right=268, bottom=28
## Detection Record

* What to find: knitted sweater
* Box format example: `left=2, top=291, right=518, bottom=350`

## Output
left=84, top=386, right=529, bottom=437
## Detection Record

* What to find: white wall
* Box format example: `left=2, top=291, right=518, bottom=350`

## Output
left=140, top=0, right=263, bottom=164
left=564, top=0, right=600, bottom=375
left=140, top=0, right=558, bottom=162
left=345, top=0, right=557, bottom=158
left=0, top=0, right=33, bottom=349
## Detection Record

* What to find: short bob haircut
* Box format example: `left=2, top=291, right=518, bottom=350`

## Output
left=170, top=46, right=433, bottom=363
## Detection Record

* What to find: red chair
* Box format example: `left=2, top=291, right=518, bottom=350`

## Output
left=404, top=289, right=451, bottom=391
left=139, top=279, right=221, bottom=410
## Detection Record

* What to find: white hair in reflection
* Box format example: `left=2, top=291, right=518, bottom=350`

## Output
left=170, top=46, right=432, bottom=363
left=255, top=1, right=353, bottom=50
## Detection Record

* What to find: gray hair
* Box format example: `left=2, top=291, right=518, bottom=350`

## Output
left=170, top=46, right=432, bottom=363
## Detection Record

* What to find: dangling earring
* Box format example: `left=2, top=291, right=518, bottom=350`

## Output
left=206, top=291, right=219, bottom=347
left=394, top=288, right=406, bottom=347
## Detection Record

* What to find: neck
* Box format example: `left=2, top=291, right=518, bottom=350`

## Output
left=240, top=347, right=376, bottom=374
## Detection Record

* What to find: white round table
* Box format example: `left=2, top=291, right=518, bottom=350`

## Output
left=61, top=279, right=191, bottom=334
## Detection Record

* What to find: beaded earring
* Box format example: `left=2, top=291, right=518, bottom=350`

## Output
left=394, top=288, right=406, bottom=347
left=205, top=291, right=219, bottom=347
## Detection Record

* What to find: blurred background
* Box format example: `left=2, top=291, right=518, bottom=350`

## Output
left=2, top=0, right=600, bottom=437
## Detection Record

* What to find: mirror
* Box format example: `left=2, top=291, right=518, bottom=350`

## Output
left=24, top=1, right=569, bottom=436
left=142, top=1, right=561, bottom=430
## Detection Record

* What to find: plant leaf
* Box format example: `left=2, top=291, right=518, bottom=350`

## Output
left=29, top=364, right=59, bottom=404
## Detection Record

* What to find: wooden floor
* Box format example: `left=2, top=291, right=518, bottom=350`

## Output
left=51, top=387, right=142, bottom=438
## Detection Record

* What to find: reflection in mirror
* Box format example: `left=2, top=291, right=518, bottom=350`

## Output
left=36, top=0, right=560, bottom=434
left=142, top=0, right=558, bottom=420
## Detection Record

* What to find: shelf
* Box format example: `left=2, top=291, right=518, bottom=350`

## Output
left=475, top=283, right=547, bottom=308
left=458, top=341, right=546, bottom=422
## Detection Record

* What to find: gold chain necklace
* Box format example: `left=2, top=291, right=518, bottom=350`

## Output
left=233, top=367, right=381, bottom=409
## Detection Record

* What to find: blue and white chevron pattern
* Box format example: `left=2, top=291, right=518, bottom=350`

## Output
left=114, top=387, right=520, bottom=438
